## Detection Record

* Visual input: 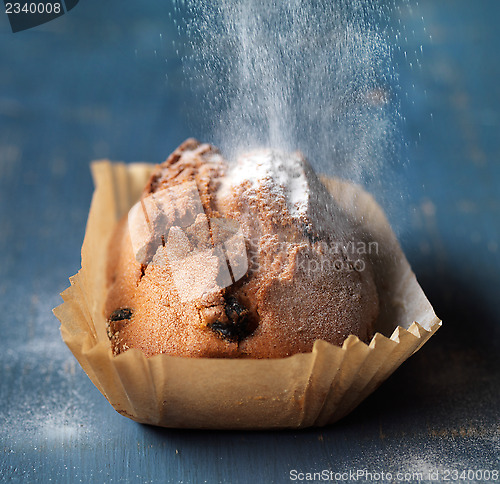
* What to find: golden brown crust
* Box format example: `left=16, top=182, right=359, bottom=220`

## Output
left=105, top=140, right=379, bottom=358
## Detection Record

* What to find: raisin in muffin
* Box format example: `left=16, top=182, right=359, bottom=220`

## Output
left=105, top=139, right=379, bottom=358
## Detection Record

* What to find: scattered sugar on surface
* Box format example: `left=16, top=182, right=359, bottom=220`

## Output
left=326, top=432, right=499, bottom=482
left=0, top=290, right=96, bottom=449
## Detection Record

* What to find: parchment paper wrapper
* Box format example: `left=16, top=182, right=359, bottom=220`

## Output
left=53, top=161, right=441, bottom=429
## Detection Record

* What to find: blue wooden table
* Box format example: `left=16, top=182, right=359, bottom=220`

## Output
left=0, top=1, right=499, bottom=483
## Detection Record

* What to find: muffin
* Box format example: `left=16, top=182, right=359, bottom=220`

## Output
left=55, top=151, right=441, bottom=429
left=104, top=139, right=379, bottom=358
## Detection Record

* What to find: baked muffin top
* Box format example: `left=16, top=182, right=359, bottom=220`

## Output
left=105, top=139, right=379, bottom=358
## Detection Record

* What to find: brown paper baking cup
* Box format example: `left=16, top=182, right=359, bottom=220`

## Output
left=53, top=161, right=441, bottom=429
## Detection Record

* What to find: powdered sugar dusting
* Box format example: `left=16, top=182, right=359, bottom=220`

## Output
left=222, top=149, right=309, bottom=218
left=0, top=289, right=97, bottom=449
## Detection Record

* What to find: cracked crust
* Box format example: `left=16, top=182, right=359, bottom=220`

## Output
left=105, top=139, right=379, bottom=358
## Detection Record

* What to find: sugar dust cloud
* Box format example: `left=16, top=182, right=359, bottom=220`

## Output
left=174, top=0, right=421, bottom=224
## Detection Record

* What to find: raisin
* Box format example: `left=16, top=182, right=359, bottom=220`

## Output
left=109, top=308, right=133, bottom=321
left=209, top=296, right=255, bottom=343
left=107, top=308, right=133, bottom=340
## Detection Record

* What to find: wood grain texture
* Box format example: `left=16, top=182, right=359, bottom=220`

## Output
left=0, top=0, right=499, bottom=483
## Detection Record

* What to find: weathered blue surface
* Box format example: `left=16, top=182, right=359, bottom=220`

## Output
left=0, top=1, right=499, bottom=483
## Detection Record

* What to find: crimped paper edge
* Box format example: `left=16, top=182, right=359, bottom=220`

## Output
left=53, top=160, right=441, bottom=429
